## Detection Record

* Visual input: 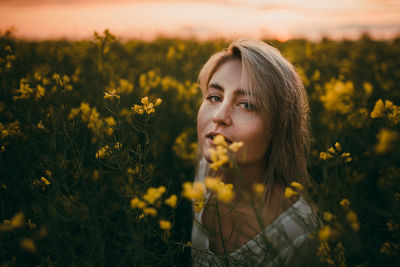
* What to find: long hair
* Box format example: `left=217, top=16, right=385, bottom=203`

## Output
left=196, top=38, right=311, bottom=198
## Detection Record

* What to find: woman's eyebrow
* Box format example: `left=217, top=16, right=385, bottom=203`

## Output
left=208, top=83, right=224, bottom=92
left=208, top=83, right=247, bottom=96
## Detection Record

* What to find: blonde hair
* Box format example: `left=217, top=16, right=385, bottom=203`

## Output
left=197, top=38, right=310, bottom=196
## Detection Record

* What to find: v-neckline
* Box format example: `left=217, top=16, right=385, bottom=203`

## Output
left=200, top=197, right=305, bottom=256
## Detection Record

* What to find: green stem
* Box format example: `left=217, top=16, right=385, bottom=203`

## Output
left=215, top=200, right=230, bottom=266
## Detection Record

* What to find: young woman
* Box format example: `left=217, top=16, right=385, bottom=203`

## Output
left=191, top=38, right=318, bottom=266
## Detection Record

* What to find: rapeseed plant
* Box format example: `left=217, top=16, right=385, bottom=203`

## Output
left=1, top=32, right=399, bottom=266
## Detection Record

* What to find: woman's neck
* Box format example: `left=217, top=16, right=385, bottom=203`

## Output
left=220, top=161, right=267, bottom=187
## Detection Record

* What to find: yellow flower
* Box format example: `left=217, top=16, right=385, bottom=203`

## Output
left=130, top=197, right=146, bottom=209
left=346, top=211, right=357, bottom=223
left=334, top=142, right=342, bottom=151
left=1, top=145, right=5, bottom=152
left=208, top=146, right=229, bottom=171
left=10, top=212, right=24, bottom=228
left=40, top=177, right=50, bottom=185
left=252, top=183, right=265, bottom=196
left=205, top=177, right=222, bottom=191
left=68, top=107, right=80, bottom=120
left=143, top=207, right=157, bottom=216
left=21, top=238, right=36, bottom=253
left=164, top=194, right=177, bottom=208
left=327, top=147, right=336, bottom=154
left=284, top=187, right=298, bottom=198
left=141, top=96, right=149, bottom=106
left=323, top=212, right=334, bottom=222
left=193, top=200, right=204, bottom=212
left=228, top=141, right=243, bottom=152
left=35, top=85, right=45, bottom=99
left=375, top=128, right=399, bottom=154
left=344, top=157, right=352, bottom=163
left=318, top=226, right=332, bottom=241
left=95, top=145, right=110, bottom=159
left=143, top=186, right=166, bottom=204
left=216, top=183, right=234, bottom=203
left=346, top=211, right=360, bottom=231
left=105, top=116, right=116, bottom=127
left=320, top=79, right=354, bottom=114
left=351, top=222, right=360, bottom=232
left=340, top=198, right=350, bottom=209
left=132, top=104, right=143, bottom=113
left=104, top=89, right=120, bottom=99
left=155, top=98, right=162, bottom=106
left=204, top=177, right=235, bottom=203
left=387, top=102, right=400, bottom=124
left=290, top=181, right=304, bottom=191
left=146, top=107, right=155, bottom=114
left=320, top=152, right=333, bottom=160
left=159, top=219, right=172, bottom=231
left=127, top=166, right=139, bottom=175
left=213, top=135, right=228, bottom=147
left=370, top=99, right=385, bottom=118
left=114, top=142, right=122, bottom=150
left=37, top=121, right=45, bottom=130
left=341, top=152, right=352, bottom=163
left=182, top=182, right=205, bottom=201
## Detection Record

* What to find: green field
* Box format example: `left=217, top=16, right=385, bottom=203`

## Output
left=1, top=29, right=400, bottom=266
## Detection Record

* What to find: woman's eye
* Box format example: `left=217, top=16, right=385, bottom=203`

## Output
left=206, top=95, right=222, bottom=103
left=239, top=102, right=256, bottom=111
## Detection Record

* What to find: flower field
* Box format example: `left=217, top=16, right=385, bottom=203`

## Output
left=1, top=29, right=400, bottom=266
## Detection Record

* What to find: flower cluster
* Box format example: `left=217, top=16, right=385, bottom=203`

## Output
left=340, top=198, right=359, bottom=232
left=252, top=183, right=265, bottom=196
left=106, top=79, right=134, bottom=95
left=172, top=131, right=198, bottom=161
left=130, top=186, right=176, bottom=231
left=2, top=45, right=15, bottom=70
left=0, top=211, right=25, bottom=232
left=103, top=89, right=120, bottom=99
left=317, top=241, right=346, bottom=266
left=12, top=78, right=45, bottom=101
left=370, top=99, right=400, bottom=125
left=320, top=79, right=354, bottom=114
left=375, top=128, right=399, bottom=154
left=319, top=142, right=352, bottom=163
left=182, top=182, right=205, bottom=212
left=131, top=96, right=162, bottom=115
left=95, top=145, right=111, bottom=159
left=68, top=102, right=116, bottom=140
left=205, top=177, right=235, bottom=203
left=0, top=121, right=21, bottom=140
left=380, top=241, right=400, bottom=256
left=52, top=73, right=73, bottom=91
left=182, top=177, right=235, bottom=212
left=95, top=142, right=122, bottom=159
left=318, top=198, right=359, bottom=245
left=208, top=135, right=243, bottom=171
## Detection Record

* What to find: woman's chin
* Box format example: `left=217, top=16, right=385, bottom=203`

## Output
left=202, top=153, right=212, bottom=163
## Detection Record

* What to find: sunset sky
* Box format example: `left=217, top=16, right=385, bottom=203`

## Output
left=1, top=0, right=399, bottom=41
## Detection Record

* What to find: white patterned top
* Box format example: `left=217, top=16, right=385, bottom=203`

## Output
left=191, top=159, right=318, bottom=266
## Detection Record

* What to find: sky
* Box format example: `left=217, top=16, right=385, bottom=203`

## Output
left=1, top=0, right=400, bottom=41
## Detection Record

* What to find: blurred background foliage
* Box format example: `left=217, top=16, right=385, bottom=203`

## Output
left=0, top=29, right=400, bottom=266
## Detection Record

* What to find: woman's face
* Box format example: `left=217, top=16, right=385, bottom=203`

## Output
left=197, top=58, right=270, bottom=169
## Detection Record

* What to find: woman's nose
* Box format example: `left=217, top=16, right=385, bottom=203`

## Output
left=212, top=103, right=232, bottom=126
